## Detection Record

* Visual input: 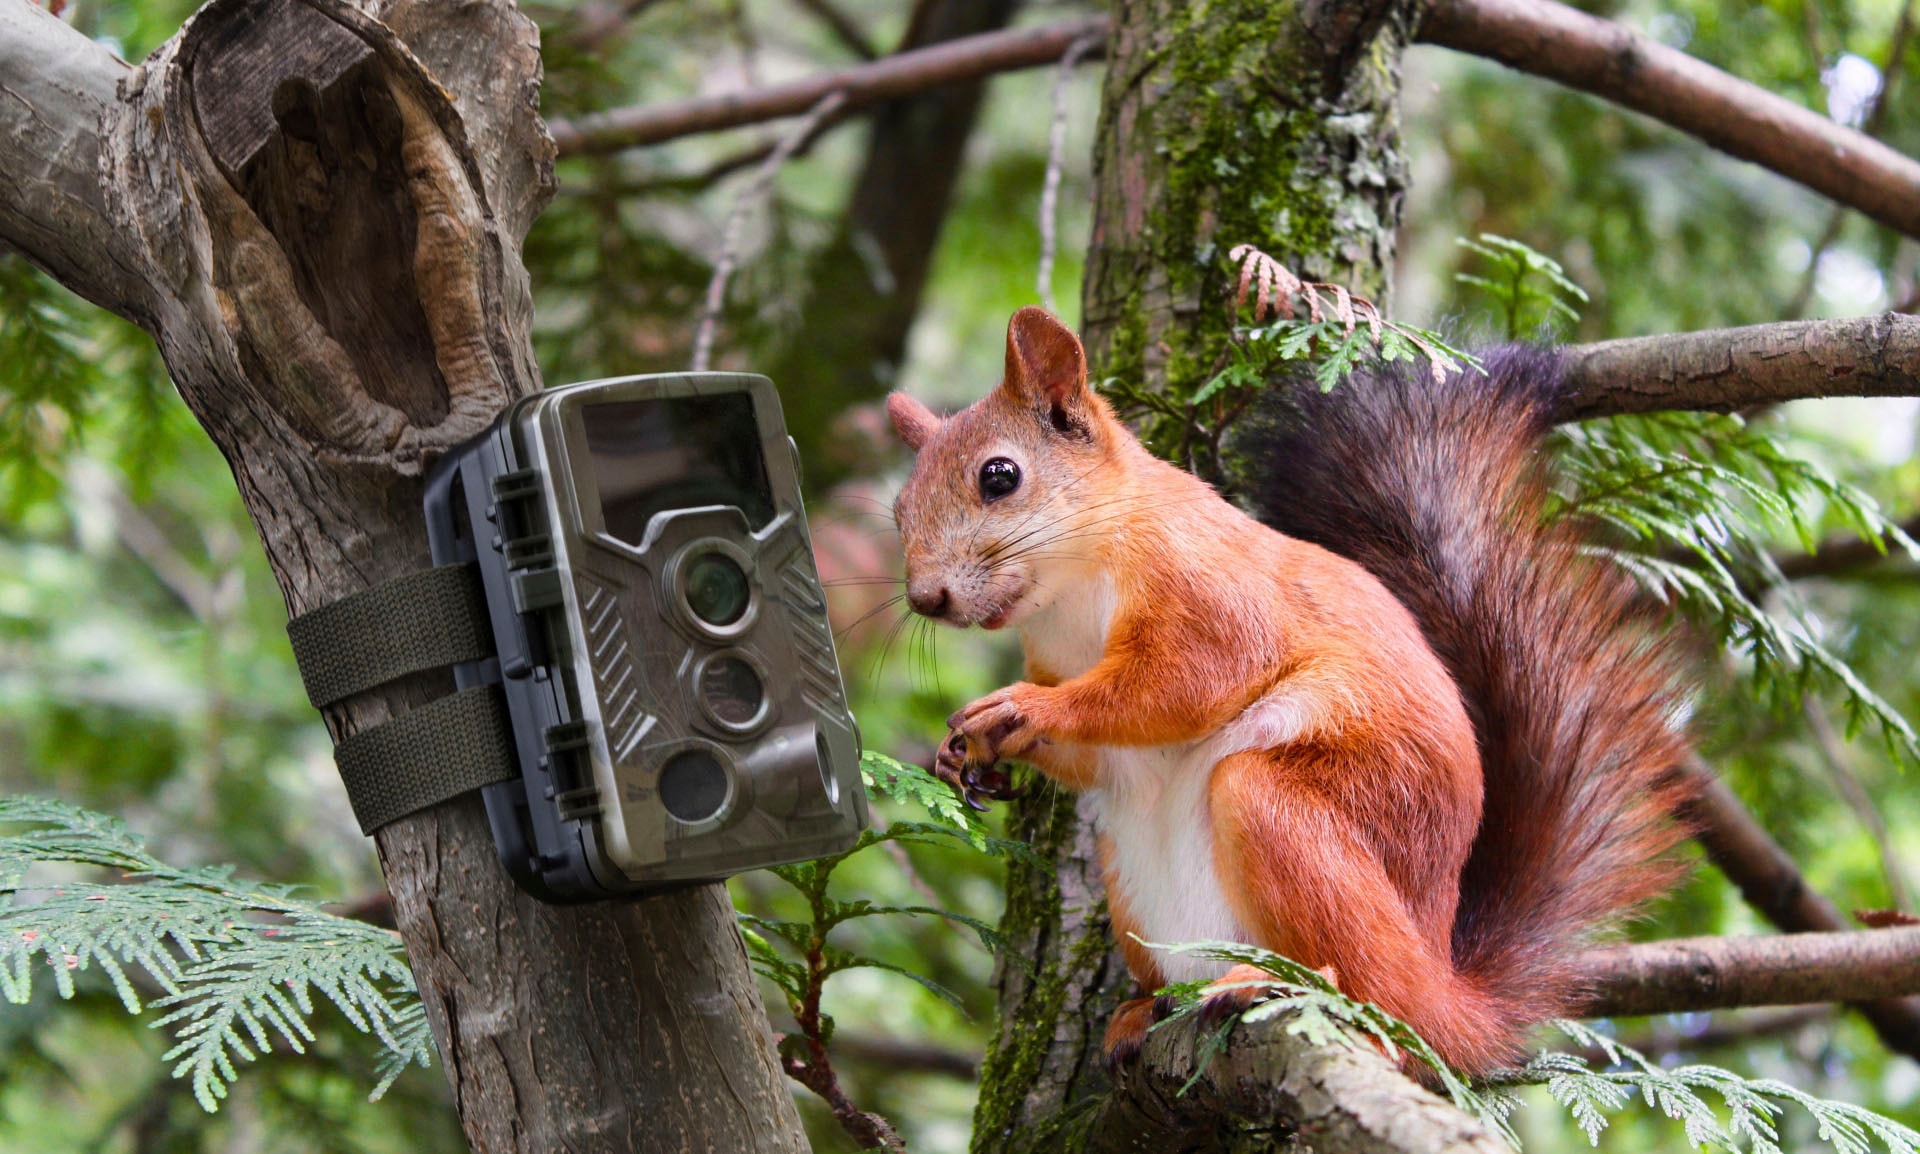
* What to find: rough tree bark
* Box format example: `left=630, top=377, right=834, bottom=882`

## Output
left=0, top=1, right=807, bottom=1150
left=972, top=4, right=1430, bottom=1151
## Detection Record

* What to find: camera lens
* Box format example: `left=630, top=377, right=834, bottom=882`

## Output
left=700, top=656, right=764, bottom=727
left=684, top=552, right=751, bottom=627
left=658, top=750, right=730, bottom=823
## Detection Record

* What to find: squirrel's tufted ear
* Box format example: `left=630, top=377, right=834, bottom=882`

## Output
left=887, top=392, right=943, bottom=451
left=1003, top=306, right=1093, bottom=438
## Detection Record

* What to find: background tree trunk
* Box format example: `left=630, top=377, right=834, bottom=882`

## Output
left=972, top=3, right=1420, bottom=1150
left=0, top=1, right=809, bottom=1149
left=770, top=0, right=1020, bottom=484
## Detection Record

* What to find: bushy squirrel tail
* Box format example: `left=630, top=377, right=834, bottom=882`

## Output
left=1242, top=347, right=1696, bottom=1061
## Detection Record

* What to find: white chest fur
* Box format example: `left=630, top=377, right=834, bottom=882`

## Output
left=1090, top=749, right=1246, bottom=984
left=1019, top=572, right=1249, bottom=984
left=1018, top=570, right=1117, bottom=681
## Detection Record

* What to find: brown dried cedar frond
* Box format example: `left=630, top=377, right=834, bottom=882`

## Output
left=1331, top=285, right=1355, bottom=336
left=1354, top=296, right=1384, bottom=342
left=1229, top=243, right=1299, bottom=322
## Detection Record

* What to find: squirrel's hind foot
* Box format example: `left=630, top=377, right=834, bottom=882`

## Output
left=1101, top=995, right=1172, bottom=1075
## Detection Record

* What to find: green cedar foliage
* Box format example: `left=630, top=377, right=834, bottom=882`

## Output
left=0, top=796, right=431, bottom=1111
left=741, top=751, right=1030, bottom=1026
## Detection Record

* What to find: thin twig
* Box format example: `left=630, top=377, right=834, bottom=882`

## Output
left=1773, top=510, right=1920, bottom=582
left=1803, top=698, right=1914, bottom=913
left=547, top=17, right=1106, bottom=155
left=1036, top=32, right=1101, bottom=314
left=789, top=0, right=878, bottom=60
left=1782, top=0, right=1919, bottom=319
left=1593, top=1005, right=1836, bottom=1064
left=1679, top=758, right=1920, bottom=1059
left=690, top=91, right=846, bottom=372
left=833, top=1032, right=979, bottom=1079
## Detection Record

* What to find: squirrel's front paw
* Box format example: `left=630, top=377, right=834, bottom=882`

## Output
left=932, top=686, right=1044, bottom=809
left=934, top=731, right=1022, bottom=811
left=950, top=686, right=1043, bottom=757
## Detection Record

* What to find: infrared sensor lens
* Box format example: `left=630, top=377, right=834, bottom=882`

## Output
left=684, top=552, right=751, bottom=626
left=700, top=656, right=765, bottom=728
left=658, top=750, right=730, bottom=823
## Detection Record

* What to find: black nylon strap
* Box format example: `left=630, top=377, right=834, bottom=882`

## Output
left=334, top=685, right=518, bottom=834
left=286, top=564, right=493, bottom=708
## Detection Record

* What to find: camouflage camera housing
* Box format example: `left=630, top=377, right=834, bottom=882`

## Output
left=424, top=373, right=867, bottom=901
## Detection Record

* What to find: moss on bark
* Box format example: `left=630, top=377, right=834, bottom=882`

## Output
left=1081, top=0, right=1412, bottom=468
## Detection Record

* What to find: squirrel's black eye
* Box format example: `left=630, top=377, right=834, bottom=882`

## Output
left=978, top=457, right=1021, bottom=502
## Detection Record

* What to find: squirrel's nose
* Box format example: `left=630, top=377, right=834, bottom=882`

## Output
left=908, top=583, right=951, bottom=618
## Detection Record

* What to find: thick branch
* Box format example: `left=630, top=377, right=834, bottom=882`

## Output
left=545, top=16, right=1105, bottom=155
left=1579, top=927, right=1920, bottom=1018
left=1095, top=1010, right=1507, bottom=1154
left=1552, top=313, right=1920, bottom=421
left=1417, top=0, right=1920, bottom=239
left=0, top=2, right=152, bottom=322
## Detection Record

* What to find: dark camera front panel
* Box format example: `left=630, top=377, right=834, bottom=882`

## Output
left=584, top=394, right=776, bottom=546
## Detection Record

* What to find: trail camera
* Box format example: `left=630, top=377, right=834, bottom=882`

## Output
left=418, top=374, right=867, bottom=901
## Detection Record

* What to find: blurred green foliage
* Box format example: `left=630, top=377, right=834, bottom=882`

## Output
left=4, top=0, right=1920, bottom=1151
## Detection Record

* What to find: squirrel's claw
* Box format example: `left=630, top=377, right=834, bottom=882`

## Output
left=934, top=730, right=1024, bottom=810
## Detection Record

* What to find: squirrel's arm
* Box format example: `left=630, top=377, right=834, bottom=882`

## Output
left=953, top=614, right=1281, bottom=759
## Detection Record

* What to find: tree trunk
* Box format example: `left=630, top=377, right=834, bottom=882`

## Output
left=972, top=3, right=1426, bottom=1151
left=0, top=1, right=808, bottom=1150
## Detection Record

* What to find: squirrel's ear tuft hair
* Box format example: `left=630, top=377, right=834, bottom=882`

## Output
left=887, top=392, right=943, bottom=451
left=1003, top=307, right=1093, bottom=438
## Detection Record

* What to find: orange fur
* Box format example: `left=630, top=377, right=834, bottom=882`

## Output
left=888, top=308, right=1692, bottom=1075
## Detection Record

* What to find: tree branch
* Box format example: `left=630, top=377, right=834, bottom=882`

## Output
left=1096, top=1009, right=1508, bottom=1154
left=1774, top=513, right=1920, bottom=582
left=1579, top=927, right=1920, bottom=1018
left=1090, top=922, right=1920, bottom=1154
left=542, top=0, right=1920, bottom=254
left=1599, top=1005, right=1835, bottom=1063
left=1417, top=0, right=1920, bottom=239
left=545, top=16, right=1106, bottom=156
left=1551, top=313, right=1920, bottom=421
left=832, top=1033, right=979, bottom=1079
left=0, top=1, right=152, bottom=323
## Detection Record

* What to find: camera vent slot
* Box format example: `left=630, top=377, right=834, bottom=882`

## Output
left=580, top=578, right=650, bottom=761
left=779, top=555, right=845, bottom=714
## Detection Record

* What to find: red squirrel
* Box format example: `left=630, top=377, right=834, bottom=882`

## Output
left=885, top=306, right=1694, bottom=1075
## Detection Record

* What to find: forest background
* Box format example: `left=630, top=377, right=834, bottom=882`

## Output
left=6, top=0, right=1920, bottom=1151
